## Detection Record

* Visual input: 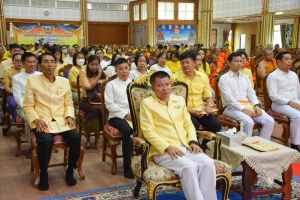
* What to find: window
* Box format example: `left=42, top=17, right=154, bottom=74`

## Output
left=134, top=5, right=139, bottom=21
left=141, top=3, right=147, bottom=20
left=212, top=29, right=217, bottom=45
left=273, top=25, right=282, bottom=48
left=158, top=2, right=174, bottom=20
left=178, top=3, right=194, bottom=20
left=240, top=34, right=246, bottom=49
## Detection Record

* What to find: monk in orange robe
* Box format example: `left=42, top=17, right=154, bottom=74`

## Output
left=220, top=47, right=227, bottom=61
left=257, top=49, right=278, bottom=89
left=209, top=54, right=222, bottom=91
left=213, top=48, right=225, bottom=68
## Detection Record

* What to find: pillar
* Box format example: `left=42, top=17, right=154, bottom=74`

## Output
left=256, top=21, right=261, bottom=46
left=260, top=0, right=275, bottom=48
left=292, top=18, right=299, bottom=48
left=147, top=0, right=155, bottom=46
left=0, top=0, right=7, bottom=45
left=199, top=0, right=213, bottom=48
left=80, top=0, right=88, bottom=46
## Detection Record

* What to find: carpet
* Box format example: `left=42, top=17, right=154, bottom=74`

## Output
left=42, top=170, right=300, bottom=200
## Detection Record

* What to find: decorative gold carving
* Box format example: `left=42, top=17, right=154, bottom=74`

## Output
left=292, top=18, right=299, bottom=48
left=131, top=69, right=156, bottom=87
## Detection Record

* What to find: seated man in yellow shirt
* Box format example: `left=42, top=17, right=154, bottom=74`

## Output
left=23, top=53, right=81, bottom=191
left=140, top=71, right=217, bottom=200
left=171, top=52, right=221, bottom=151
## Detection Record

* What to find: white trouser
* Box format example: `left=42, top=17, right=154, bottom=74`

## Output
left=224, top=105, right=275, bottom=140
left=154, top=145, right=217, bottom=200
left=16, top=106, right=30, bottom=148
left=272, top=102, right=300, bottom=145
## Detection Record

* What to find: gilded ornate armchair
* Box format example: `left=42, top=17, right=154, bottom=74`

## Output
left=127, top=70, right=232, bottom=200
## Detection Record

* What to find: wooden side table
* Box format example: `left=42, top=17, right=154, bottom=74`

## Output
left=231, top=161, right=292, bottom=200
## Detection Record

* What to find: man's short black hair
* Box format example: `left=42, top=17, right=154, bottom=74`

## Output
left=38, top=53, right=56, bottom=64
left=276, top=51, right=290, bottom=62
left=146, top=45, right=150, bottom=48
left=227, top=52, right=242, bottom=62
left=150, top=71, right=170, bottom=86
left=21, top=52, right=36, bottom=62
left=158, top=44, right=163, bottom=49
left=12, top=53, right=22, bottom=61
left=44, top=44, right=49, bottom=48
left=9, top=43, right=20, bottom=51
left=179, top=52, right=196, bottom=61
left=114, top=58, right=128, bottom=69
left=73, top=44, right=79, bottom=48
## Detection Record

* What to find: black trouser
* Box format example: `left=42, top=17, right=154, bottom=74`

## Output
left=191, top=114, right=222, bottom=146
left=1, top=89, right=6, bottom=125
left=33, top=128, right=81, bottom=174
left=108, top=117, right=133, bottom=166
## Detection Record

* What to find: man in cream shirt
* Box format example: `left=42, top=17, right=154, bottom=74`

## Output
left=140, top=71, right=217, bottom=200
left=267, top=51, right=300, bottom=152
left=23, top=53, right=81, bottom=191
left=13, top=52, right=42, bottom=159
left=218, top=52, right=274, bottom=139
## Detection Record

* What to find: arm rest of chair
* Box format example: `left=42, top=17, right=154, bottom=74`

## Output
left=132, top=137, right=150, bottom=177
left=197, top=131, right=222, bottom=160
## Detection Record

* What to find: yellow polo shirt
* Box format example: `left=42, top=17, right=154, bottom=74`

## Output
left=0, top=58, right=14, bottom=79
left=68, top=66, right=84, bottom=91
left=55, top=61, right=68, bottom=76
left=4, top=51, right=11, bottom=58
left=105, top=53, right=113, bottom=59
left=198, top=63, right=211, bottom=74
left=140, top=94, right=197, bottom=158
left=3, top=67, right=25, bottom=90
left=240, top=67, right=254, bottom=88
left=23, top=74, right=74, bottom=128
left=128, top=49, right=137, bottom=53
left=171, top=70, right=212, bottom=111
left=165, top=61, right=181, bottom=74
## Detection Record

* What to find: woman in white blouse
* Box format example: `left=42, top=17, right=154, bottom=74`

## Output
left=95, top=49, right=109, bottom=69
left=149, top=52, right=173, bottom=76
left=106, top=53, right=121, bottom=77
left=104, top=58, right=134, bottom=179
left=129, top=53, right=149, bottom=80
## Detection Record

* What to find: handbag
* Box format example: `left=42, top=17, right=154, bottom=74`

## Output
left=86, top=82, right=102, bottom=103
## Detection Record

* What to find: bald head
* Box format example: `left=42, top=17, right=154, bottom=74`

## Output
left=263, top=49, right=273, bottom=61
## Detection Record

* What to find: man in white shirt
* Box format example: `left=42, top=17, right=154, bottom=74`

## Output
left=104, top=58, right=134, bottom=179
left=267, top=52, right=300, bottom=152
left=63, top=47, right=75, bottom=65
left=219, top=52, right=274, bottom=139
left=13, top=52, right=42, bottom=159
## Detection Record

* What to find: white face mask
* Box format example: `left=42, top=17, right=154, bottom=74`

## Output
left=38, top=53, right=42, bottom=56
left=77, top=59, right=85, bottom=66
left=105, top=45, right=108, bottom=49
left=121, top=55, right=125, bottom=58
left=91, top=50, right=95, bottom=55
left=62, top=49, right=67, bottom=54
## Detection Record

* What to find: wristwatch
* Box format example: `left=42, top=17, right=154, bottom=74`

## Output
left=254, top=103, right=262, bottom=108
left=189, top=140, right=200, bottom=146
left=208, top=103, right=213, bottom=107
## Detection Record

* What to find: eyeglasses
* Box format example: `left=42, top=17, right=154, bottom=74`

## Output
left=14, top=60, right=22, bottom=63
left=233, top=60, right=243, bottom=63
left=42, top=61, right=55, bottom=64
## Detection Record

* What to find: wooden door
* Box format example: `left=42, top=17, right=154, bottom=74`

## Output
left=251, top=34, right=256, bottom=52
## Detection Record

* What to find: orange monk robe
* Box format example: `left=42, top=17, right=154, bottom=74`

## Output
left=209, top=62, right=223, bottom=91
left=218, top=56, right=225, bottom=69
left=225, top=51, right=230, bottom=59
left=220, top=52, right=227, bottom=61
left=260, top=58, right=278, bottom=89
left=244, top=61, right=251, bottom=69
